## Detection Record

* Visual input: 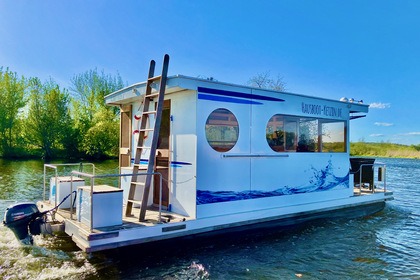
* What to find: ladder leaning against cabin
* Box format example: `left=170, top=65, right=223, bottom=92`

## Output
left=125, top=54, right=170, bottom=221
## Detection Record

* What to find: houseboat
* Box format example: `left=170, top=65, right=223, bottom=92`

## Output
left=3, top=55, right=393, bottom=252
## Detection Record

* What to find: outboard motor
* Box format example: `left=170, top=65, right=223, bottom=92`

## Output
left=3, top=202, right=44, bottom=244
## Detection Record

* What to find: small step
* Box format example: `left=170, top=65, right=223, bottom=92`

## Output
left=145, top=92, right=159, bottom=98
left=139, top=128, right=154, bottom=132
left=127, top=199, right=143, bottom=205
left=130, top=181, right=146, bottom=187
left=142, top=110, right=157, bottom=115
left=137, top=146, right=151, bottom=150
left=148, top=75, right=162, bottom=82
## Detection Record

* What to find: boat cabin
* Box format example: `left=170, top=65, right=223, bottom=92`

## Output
left=105, top=74, right=370, bottom=220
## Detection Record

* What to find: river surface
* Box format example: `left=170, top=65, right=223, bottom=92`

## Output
left=0, top=158, right=419, bottom=279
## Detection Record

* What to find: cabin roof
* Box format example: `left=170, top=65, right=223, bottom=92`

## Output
left=104, top=75, right=369, bottom=114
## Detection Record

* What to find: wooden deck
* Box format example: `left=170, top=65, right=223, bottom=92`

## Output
left=353, top=186, right=389, bottom=196
left=37, top=200, right=190, bottom=235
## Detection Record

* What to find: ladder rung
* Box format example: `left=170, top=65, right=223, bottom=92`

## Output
left=142, top=110, right=157, bottom=115
left=148, top=75, right=162, bottom=82
left=137, top=146, right=151, bottom=150
left=145, top=92, right=159, bottom=98
left=127, top=199, right=143, bottom=205
left=131, top=181, right=145, bottom=186
left=139, top=128, right=154, bottom=132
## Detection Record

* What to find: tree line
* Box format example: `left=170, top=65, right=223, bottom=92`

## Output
left=0, top=67, right=124, bottom=160
left=350, top=142, right=420, bottom=159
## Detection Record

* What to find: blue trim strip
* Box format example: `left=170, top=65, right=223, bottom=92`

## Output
left=198, top=93, right=262, bottom=105
left=131, top=159, right=192, bottom=168
left=198, top=86, right=285, bottom=102
left=172, top=161, right=192, bottom=166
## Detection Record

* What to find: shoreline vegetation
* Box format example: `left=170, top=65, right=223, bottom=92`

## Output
left=0, top=67, right=123, bottom=161
left=350, top=142, right=420, bottom=159
left=2, top=67, right=419, bottom=161
left=1, top=142, right=419, bottom=161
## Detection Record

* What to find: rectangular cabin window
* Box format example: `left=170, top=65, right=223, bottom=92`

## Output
left=284, top=117, right=298, bottom=151
left=320, top=120, right=346, bottom=152
left=298, top=118, right=318, bottom=152
left=266, top=115, right=285, bottom=152
left=266, top=114, right=347, bottom=153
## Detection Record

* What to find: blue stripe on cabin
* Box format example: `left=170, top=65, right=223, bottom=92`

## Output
left=198, top=93, right=261, bottom=105
left=197, top=86, right=285, bottom=102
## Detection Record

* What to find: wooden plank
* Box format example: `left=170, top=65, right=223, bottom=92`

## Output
left=119, top=104, right=132, bottom=168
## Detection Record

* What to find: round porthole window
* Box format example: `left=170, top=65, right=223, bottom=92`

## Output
left=205, top=108, right=239, bottom=152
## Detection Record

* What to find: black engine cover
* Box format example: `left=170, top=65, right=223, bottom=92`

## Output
left=3, top=202, right=41, bottom=240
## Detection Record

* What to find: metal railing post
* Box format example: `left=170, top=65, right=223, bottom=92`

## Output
left=69, top=170, right=163, bottom=232
left=383, top=165, right=387, bottom=192
left=90, top=176, right=94, bottom=231
left=357, top=162, right=387, bottom=195
left=54, top=170, right=58, bottom=207
left=70, top=175, right=74, bottom=220
left=43, top=165, right=46, bottom=202
left=159, top=173, right=162, bottom=223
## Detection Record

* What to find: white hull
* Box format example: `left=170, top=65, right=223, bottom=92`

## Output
left=55, top=191, right=392, bottom=252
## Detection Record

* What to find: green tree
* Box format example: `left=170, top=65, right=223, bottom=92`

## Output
left=25, top=78, right=72, bottom=159
left=70, top=69, right=124, bottom=158
left=0, top=68, right=27, bottom=157
left=70, top=69, right=124, bottom=121
left=82, top=107, right=119, bottom=159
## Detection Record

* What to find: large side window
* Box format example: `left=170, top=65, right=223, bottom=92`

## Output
left=266, top=114, right=346, bottom=153
left=205, top=108, right=239, bottom=152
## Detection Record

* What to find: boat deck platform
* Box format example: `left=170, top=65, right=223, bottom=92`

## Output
left=36, top=185, right=392, bottom=252
left=37, top=200, right=191, bottom=237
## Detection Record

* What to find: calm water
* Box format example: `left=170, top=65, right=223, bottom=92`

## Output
left=0, top=158, right=419, bottom=279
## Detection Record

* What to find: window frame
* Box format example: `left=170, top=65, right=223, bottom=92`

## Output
left=266, top=113, right=347, bottom=153
left=205, top=108, right=239, bottom=153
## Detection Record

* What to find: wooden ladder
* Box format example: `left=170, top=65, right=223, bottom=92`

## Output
left=125, top=54, right=170, bottom=221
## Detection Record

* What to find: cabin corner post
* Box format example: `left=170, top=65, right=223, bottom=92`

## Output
left=119, top=104, right=132, bottom=171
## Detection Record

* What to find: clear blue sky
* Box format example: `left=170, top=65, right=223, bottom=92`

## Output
left=1, top=1, right=420, bottom=145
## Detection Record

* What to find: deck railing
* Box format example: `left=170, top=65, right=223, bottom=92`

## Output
left=43, top=163, right=96, bottom=205
left=355, top=162, right=387, bottom=194
left=69, top=171, right=163, bottom=232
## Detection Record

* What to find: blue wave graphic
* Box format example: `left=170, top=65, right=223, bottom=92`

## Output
left=197, top=159, right=349, bottom=205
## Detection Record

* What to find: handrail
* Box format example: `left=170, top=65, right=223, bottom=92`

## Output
left=357, top=163, right=386, bottom=194
left=222, top=154, right=289, bottom=158
left=70, top=171, right=163, bottom=232
left=43, top=163, right=95, bottom=206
